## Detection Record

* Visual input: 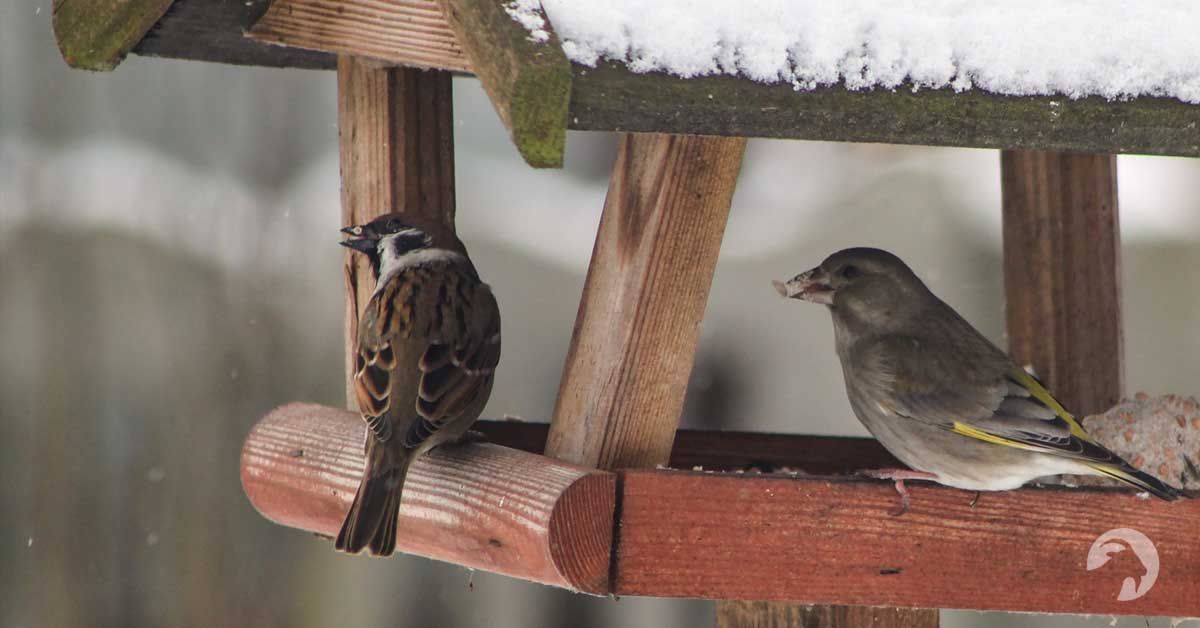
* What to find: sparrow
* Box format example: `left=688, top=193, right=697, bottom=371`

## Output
left=774, top=247, right=1179, bottom=513
left=336, top=213, right=501, bottom=555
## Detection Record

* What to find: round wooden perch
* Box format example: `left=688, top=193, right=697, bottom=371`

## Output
left=241, top=403, right=614, bottom=594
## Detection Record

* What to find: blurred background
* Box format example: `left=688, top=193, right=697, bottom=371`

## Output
left=4, top=3, right=1199, bottom=627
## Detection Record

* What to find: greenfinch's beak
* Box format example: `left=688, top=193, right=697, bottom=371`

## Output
left=773, top=267, right=834, bottom=305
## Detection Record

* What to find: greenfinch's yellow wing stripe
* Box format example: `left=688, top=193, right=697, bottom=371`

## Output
left=950, top=421, right=1047, bottom=452
left=1007, top=368, right=1095, bottom=442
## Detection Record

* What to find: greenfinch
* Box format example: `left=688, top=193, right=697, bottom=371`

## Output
left=774, top=247, right=1179, bottom=513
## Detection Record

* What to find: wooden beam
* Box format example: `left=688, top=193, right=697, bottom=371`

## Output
left=616, top=470, right=1200, bottom=616
left=338, top=56, right=456, bottom=404
left=239, top=403, right=1199, bottom=613
left=135, top=0, right=333, bottom=69
left=475, top=421, right=899, bottom=474
left=52, top=0, right=175, bottom=70
left=717, top=602, right=937, bottom=628
left=60, top=0, right=1200, bottom=157
left=1001, top=150, right=1122, bottom=414
left=241, top=404, right=614, bottom=593
left=431, top=0, right=571, bottom=167
left=569, top=63, right=1200, bottom=158
left=545, top=133, right=745, bottom=469
left=248, top=0, right=469, bottom=72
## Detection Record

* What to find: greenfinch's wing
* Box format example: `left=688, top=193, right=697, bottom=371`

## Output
left=856, top=334, right=1116, bottom=463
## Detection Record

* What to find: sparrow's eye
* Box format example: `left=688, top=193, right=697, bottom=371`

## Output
left=841, top=265, right=862, bottom=280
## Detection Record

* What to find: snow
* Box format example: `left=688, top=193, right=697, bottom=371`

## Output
left=524, top=0, right=1200, bottom=103
left=505, top=0, right=550, bottom=43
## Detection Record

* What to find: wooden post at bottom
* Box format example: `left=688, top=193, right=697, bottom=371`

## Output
left=717, top=601, right=937, bottom=628
left=545, top=133, right=746, bottom=469
left=338, top=56, right=456, bottom=409
left=1001, top=150, right=1122, bottom=415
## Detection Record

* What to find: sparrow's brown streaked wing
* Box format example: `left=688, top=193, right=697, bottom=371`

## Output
left=406, top=284, right=501, bottom=448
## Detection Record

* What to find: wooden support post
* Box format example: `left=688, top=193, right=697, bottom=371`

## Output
left=717, top=604, right=935, bottom=628
left=717, top=601, right=945, bottom=628
left=241, top=404, right=615, bottom=592
left=338, top=56, right=455, bottom=408
left=1001, top=150, right=1122, bottom=415
left=545, top=132, right=746, bottom=469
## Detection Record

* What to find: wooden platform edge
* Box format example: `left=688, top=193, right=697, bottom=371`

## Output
left=52, top=0, right=175, bottom=70
left=240, top=403, right=614, bottom=594
left=615, top=468, right=1199, bottom=617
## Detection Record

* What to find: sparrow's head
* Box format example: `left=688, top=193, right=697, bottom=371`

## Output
left=774, top=247, right=931, bottom=330
left=341, top=213, right=462, bottom=276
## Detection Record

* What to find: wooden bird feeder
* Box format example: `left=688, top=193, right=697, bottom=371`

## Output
left=54, top=1, right=1200, bottom=626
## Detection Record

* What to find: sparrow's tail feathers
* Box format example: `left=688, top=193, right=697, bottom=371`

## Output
left=335, top=442, right=410, bottom=556
left=1085, top=461, right=1181, bottom=501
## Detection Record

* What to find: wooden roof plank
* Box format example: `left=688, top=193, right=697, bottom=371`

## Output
left=59, top=0, right=1200, bottom=157
left=247, top=0, right=470, bottom=72
left=52, top=0, right=176, bottom=71
left=135, top=0, right=334, bottom=69
left=433, top=0, right=571, bottom=167
left=569, top=62, right=1200, bottom=158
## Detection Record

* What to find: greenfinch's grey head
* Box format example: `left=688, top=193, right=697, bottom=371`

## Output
left=774, top=247, right=932, bottom=333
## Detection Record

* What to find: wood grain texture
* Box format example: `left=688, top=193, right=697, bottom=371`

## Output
left=135, top=0, right=333, bottom=69
left=717, top=602, right=936, bottom=628
left=434, top=0, right=571, bottom=167
left=248, top=0, right=469, bottom=72
left=1001, top=150, right=1122, bottom=415
left=241, top=404, right=614, bottom=592
left=53, top=0, right=175, bottom=70
left=545, top=133, right=746, bottom=470
left=616, top=469, right=1200, bottom=616
left=338, top=56, right=455, bottom=407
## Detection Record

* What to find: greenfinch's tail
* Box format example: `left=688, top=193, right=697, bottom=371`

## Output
left=1085, top=461, right=1181, bottom=501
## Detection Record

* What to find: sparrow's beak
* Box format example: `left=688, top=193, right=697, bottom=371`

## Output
left=340, top=225, right=379, bottom=254
left=773, top=267, right=835, bottom=305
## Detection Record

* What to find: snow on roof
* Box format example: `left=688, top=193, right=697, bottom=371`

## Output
left=517, top=0, right=1200, bottom=103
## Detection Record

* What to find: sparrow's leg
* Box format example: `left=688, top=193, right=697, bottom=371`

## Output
left=860, top=468, right=938, bottom=516
left=968, top=491, right=982, bottom=508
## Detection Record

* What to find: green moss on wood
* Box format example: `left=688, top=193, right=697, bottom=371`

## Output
left=569, top=62, right=1200, bottom=158
left=437, top=0, right=571, bottom=168
left=53, top=0, right=175, bottom=71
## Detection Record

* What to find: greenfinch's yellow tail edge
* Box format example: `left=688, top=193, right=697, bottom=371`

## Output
left=1085, top=462, right=1181, bottom=501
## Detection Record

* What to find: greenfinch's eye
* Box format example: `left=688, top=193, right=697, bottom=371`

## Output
left=841, top=265, right=862, bottom=279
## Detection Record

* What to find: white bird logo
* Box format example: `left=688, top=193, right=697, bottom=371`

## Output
left=1087, top=528, right=1160, bottom=601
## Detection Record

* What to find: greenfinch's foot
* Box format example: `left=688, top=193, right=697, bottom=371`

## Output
left=859, top=468, right=938, bottom=516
